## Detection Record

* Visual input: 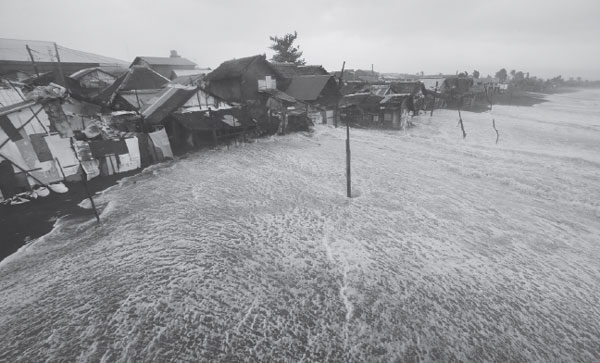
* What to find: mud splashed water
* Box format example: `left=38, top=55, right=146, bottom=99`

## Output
left=1, top=89, right=600, bottom=362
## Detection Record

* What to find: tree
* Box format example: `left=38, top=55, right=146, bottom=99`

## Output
left=473, top=70, right=480, bottom=79
left=269, top=31, right=306, bottom=65
left=495, top=68, right=508, bottom=83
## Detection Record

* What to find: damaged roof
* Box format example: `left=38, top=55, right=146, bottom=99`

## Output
left=132, top=56, right=197, bottom=67
left=95, top=66, right=169, bottom=105
left=141, top=84, right=198, bottom=125
left=285, top=75, right=337, bottom=102
left=270, top=62, right=329, bottom=79
left=204, top=55, right=274, bottom=81
left=69, top=67, right=116, bottom=80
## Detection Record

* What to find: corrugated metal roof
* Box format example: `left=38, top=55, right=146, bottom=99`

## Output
left=204, top=55, right=271, bottom=81
left=369, top=85, right=391, bottom=96
left=259, top=88, right=298, bottom=104
left=68, top=67, right=116, bottom=80
left=134, top=56, right=197, bottom=67
left=141, top=85, right=197, bottom=124
left=270, top=62, right=329, bottom=79
left=171, top=69, right=210, bottom=78
left=0, top=87, right=25, bottom=108
left=95, top=66, right=169, bottom=105
left=285, top=75, right=335, bottom=101
left=0, top=38, right=128, bottom=65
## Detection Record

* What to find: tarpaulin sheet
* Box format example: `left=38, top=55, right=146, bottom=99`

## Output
left=30, top=133, right=54, bottom=162
left=45, top=134, right=79, bottom=176
left=119, top=137, right=141, bottom=172
left=89, top=139, right=128, bottom=159
left=148, top=128, right=173, bottom=160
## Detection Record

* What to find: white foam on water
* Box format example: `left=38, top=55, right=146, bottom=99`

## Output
left=1, top=89, right=600, bottom=362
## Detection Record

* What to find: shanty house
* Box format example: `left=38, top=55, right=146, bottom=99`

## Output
left=95, top=66, right=170, bottom=111
left=270, top=62, right=329, bottom=89
left=284, top=75, right=341, bottom=125
left=204, top=55, right=284, bottom=103
left=131, top=51, right=197, bottom=79
left=67, top=67, right=117, bottom=99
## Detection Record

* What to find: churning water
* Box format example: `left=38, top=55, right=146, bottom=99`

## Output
left=1, top=89, right=599, bottom=362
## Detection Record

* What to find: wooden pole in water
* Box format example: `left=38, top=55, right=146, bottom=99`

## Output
left=457, top=99, right=467, bottom=139
left=80, top=165, right=100, bottom=224
left=492, top=119, right=500, bottom=144
left=346, top=106, right=351, bottom=198
left=430, top=81, right=438, bottom=117
left=25, top=45, right=40, bottom=78
left=70, top=138, right=100, bottom=223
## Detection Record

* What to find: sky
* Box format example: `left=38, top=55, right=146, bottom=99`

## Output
left=1, top=0, right=599, bottom=80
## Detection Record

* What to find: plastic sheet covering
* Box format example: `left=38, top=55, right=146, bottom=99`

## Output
left=123, top=137, right=141, bottom=170
left=148, top=128, right=173, bottom=160
left=45, top=134, right=79, bottom=176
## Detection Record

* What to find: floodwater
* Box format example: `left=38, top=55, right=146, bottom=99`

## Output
left=1, top=89, right=599, bottom=363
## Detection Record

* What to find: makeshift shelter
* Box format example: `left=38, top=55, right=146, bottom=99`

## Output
left=270, top=62, right=329, bottom=89
left=283, top=75, right=341, bottom=125
left=131, top=52, right=197, bottom=79
left=67, top=67, right=117, bottom=99
left=204, top=54, right=283, bottom=103
left=94, top=66, right=170, bottom=110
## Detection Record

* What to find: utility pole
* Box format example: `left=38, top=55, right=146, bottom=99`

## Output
left=53, top=42, right=66, bottom=87
left=25, top=45, right=40, bottom=78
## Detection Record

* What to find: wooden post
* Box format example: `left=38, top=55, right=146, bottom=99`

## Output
left=53, top=43, right=67, bottom=87
left=492, top=119, right=500, bottom=144
left=80, top=166, right=101, bottom=224
left=209, top=107, right=217, bottom=146
left=335, top=61, right=346, bottom=128
left=25, top=45, right=40, bottom=78
left=346, top=115, right=351, bottom=198
left=430, top=81, right=438, bottom=117
left=457, top=99, right=467, bottom=139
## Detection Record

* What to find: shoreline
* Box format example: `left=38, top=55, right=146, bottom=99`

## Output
left=0, top=168, right=142, bottom=262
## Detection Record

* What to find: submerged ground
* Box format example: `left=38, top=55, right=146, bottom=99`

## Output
left=1, top=90, right=599, bottom=363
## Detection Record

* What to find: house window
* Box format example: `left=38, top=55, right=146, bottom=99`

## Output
left=258, top=76, right=277, bottom=90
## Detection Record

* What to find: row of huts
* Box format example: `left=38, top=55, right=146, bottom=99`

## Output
left=0, top=38, right=491, bottom=204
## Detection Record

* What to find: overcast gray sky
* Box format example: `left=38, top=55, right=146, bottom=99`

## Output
left=1, top=0, right=599, bottom=79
